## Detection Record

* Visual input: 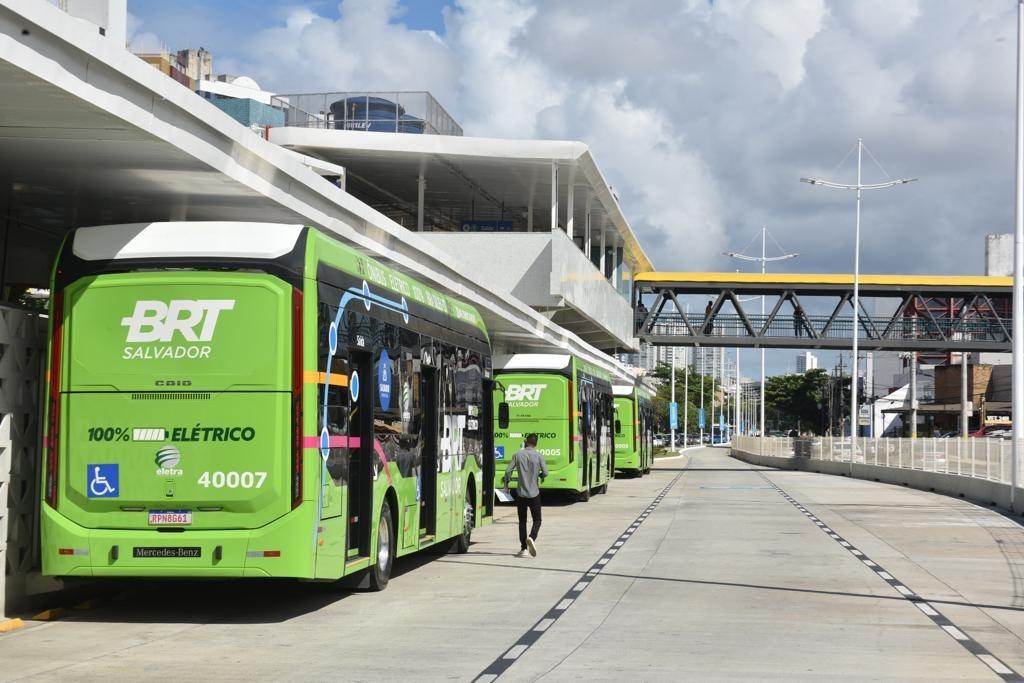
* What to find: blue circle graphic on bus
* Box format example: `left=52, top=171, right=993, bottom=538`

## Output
left=378, top=349, right=392, bottom=411
left=328, top=321, right=338, bottom=355
left=320, top=426, right=331, bottom=460
left=351, top=371, right=360, bottom=401
left=362, top=280, right=372, bottom=310
left=401, top=296, right=410, bottom=324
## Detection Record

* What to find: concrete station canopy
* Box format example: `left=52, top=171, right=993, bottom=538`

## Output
left=269, top=127, right=653, bottom=272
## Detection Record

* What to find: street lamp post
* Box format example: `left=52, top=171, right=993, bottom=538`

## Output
left=1012, top=0, right=1024, bottom=511
left=725, top=227, right=798, bottom=451
left=801, top=139, right=916, bottom=475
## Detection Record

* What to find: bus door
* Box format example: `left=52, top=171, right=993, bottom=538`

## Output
left=580, top=396, right=591, bottom=491
left=348, top=349, right=374, bottom=558
left=419, top=365, right=438, bottom=539
left=481, top=379, right=495, bottom=518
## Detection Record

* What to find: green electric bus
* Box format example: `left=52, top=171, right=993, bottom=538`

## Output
left=41, top=221, right=494, bottom=589
left=493, top=354, right=614, bottom=501
left=613, top=383, right=655, bottom=476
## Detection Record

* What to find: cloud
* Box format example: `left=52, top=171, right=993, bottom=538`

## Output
left=134, top=0, right=1021, bottom=281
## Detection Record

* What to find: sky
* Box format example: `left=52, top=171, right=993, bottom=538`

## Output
left=126, top=0, right=1020, bottom=381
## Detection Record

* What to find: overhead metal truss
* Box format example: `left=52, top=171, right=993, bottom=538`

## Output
left=633, top=274, right=1012, bottom=352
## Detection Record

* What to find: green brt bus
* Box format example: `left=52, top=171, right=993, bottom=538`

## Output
left=42, top=221, right=494, bottom=589
left=493, top=354, right=614, bottom=502
left=613, top=384, right=655, bottom=476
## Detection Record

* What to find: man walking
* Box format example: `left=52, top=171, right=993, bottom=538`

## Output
left=503, top=433, right=548, bottom=557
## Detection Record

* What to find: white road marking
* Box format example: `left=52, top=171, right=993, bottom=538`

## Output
left=864, top=560, right=877, bottom=567
left=533, top=618, right=555, bottom=633
left=978, top=655, right=1014, bottom=675
left=503, top=645, right=528, bottom=659
left=878, top=571, right=894, bottom=580
left=572, top=582, right=588, bottom=593
left=916, top=602, right=939, bottom=616
left=895, top=585, right=914, bottom=596
left=941, top=625, right=969, bottom=641
left=598, top=558, right=609, bottom=565
left=555, top=599, right=574, bottom=611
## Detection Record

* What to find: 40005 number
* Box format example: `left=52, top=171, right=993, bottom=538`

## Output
left=197, top=471, right=267, bottom=489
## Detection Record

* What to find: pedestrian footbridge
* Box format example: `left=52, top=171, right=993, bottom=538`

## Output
left=634, top=272, right=1012, bottom=352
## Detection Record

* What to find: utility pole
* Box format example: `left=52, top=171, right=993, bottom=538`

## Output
left=802, top=142, right=916, bottom=474
left=671, top=346, right=677, bottom=453
left=683, top=346, right=689, bottom=449
left=725, top=227, right=798, bottom=451
left=1012, top=0, right=1023, bottom=511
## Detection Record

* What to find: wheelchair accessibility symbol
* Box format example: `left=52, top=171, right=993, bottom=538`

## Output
left=87, top=464, right=119, bottom=498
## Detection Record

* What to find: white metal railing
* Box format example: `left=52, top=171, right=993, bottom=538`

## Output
left=733, top=435, right=1015, bottom=484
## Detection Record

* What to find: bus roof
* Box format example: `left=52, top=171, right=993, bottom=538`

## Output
left=72, top=222, right=305, bottom=261
left=66, top=221, right=488, bottom=342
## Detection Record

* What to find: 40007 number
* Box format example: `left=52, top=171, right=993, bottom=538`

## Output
left=197, top=471, right=268, bottom=489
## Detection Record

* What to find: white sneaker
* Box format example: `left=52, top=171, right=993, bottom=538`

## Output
left=526, top=537, right=537, bottom=557
left=516, top=549, right=528, bottom=558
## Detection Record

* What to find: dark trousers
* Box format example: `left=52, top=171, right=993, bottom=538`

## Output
left=516, top=494, right=542, bottom=549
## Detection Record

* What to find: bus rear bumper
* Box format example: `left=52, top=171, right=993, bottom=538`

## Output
left=41, top=503, right=316, bottom=579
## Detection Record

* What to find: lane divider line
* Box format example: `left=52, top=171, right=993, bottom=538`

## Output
left=759, top=473, right=1023, bottom=682
left=473, top=470, right=686, bottom=682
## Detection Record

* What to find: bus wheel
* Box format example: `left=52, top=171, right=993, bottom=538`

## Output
left=453, top=495, right=474, bottom=554
left=597, top=483, right=608, bottom=494
left=368, top=500, right=394, bottom=591
left=577, top=487, right=591, bottom=502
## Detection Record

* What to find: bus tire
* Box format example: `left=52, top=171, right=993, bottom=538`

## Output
left=453, top=493, right=474, bottom=554
left=367, top=500, right=394, bottom=591
left=577, top=487, right=590, bottom=502
left=598, top=483, right=608, bottom=494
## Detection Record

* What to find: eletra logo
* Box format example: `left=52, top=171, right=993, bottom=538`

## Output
left=506, top=384, right=546, bottom=402
left=121, top=300, right=235, bottom=343
left=155, top=445, right=183, bottom=476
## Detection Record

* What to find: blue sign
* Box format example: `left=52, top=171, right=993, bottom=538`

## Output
left=377, top=350, right=392, bottom=411
left=495, top=445, right=505, bottom=460
left=698, top=408, right=705, bottom=429
left=719, top=413, right=726, bottom=430
left=350, top=371, right=360, bottom=401
left=87, top=464, right=119, bottom=498
left=669, top=402, right=679, bottom=430
left=460, top=220, right=513, bottom=232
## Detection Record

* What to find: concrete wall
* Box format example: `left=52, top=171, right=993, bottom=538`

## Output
left=730, top=445, right=1021, bottom=515
left=986, top=233, right=1013, bottom=277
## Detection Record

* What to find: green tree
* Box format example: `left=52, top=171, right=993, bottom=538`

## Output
left=650, top=362, right=714, bottom=433
left=764, top=369, right=829, bottom=434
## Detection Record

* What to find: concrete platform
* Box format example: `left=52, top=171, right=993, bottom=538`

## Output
left=1, top=448, right=1023, bottom=681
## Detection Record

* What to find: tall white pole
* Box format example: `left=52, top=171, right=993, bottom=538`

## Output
left=700, top=353, right=705, bottom=446
left=671, top=347, right=677, bottom=453
left=735, top=347, right=741, bottom=440
left=760, top=227, right=767, bottom=448
left=1012, top=0, right=1023, bottom=511
left=850, top=138, right=863, bottom=474
left=684, top=346, right=689, bottom=448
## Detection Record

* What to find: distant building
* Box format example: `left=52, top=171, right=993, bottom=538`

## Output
left=796, top=352, right=818, bottom=373
left=134, top=47, right=212, bottom=90
left=986, top=233, right=1012, bottom=277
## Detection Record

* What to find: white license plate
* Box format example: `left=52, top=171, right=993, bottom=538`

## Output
left=148, top=510, right=192, bottom=525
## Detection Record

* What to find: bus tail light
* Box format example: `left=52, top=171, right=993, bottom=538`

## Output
left=291, top=287, right=304, bottom=509
left=45, top=292, right=63, bottom=508
left=567, top=379, right=574, bottom=463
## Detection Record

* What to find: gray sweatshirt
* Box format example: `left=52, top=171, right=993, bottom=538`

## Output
left=503, top=447, right=549, bottom=498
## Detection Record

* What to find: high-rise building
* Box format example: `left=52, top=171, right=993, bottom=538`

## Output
left=796, top=351, right=818, bottom=373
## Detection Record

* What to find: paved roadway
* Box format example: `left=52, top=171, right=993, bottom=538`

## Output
left=3, top=448, right=1024, bottom=681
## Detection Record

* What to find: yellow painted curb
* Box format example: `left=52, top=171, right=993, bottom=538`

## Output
left=31, top=608, right=66, bottom=622
left=0, top=618, right=26, bottom=633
